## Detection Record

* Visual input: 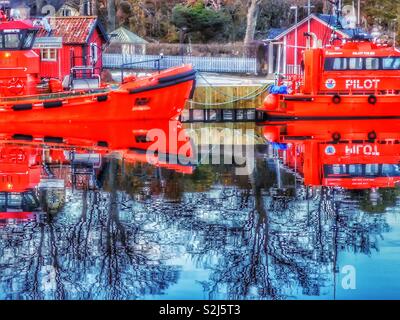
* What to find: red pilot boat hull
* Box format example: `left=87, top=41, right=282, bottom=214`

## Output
left=0, top=65, right=196, bottom=123
left=260, top=94, right=400, bottom=120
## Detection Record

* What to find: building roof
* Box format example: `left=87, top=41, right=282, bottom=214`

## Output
left=265, top=28, right=287, bottom=40
left=0, top=20, right=33, bottom=30
left=36, top=16, right=109, bottom=45
left=267, top=14, right=363, bottom=40
left=109, top=27, right=148, bottom=44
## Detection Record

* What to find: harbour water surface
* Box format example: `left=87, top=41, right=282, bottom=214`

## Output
left=0, top=120, right=400, bottom=300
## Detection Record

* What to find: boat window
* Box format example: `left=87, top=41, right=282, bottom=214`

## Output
left=324, top=58, right=347, bottom=70
left=382, top=57, right=400, bottom=70
left=4, top=33, right=21, bottom=49
left=365, top=58, right=380, bottom=70
left=348, top=57, right=363, bottom=70
left=0, top=30, right=37, bottom=50
left=324, top=164, right=400, bottom=178
left=382, top=164, right=400, bottom=176
left=22, top=31, right=36, bottom=49
left=365, top=164, right=380, bottom=176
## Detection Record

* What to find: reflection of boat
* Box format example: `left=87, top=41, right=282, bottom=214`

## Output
left=258, top=1, right=400, bottom=120
left=0, top=145, right=42, bottom=222
left=0, top=120, right=195, bottom=222
left=0, top=120, right=193, bottom=155
left=263, top=120, right=400, bottom=189
left=0, top=15, right=195, bottom=122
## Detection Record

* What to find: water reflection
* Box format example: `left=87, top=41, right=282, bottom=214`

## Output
left=262, top=119, right=400, bottom=189
left=0, top=120, right=399, bottom=300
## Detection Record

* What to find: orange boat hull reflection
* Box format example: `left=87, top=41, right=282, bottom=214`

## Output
left=263, top=120, right=400, bottom=189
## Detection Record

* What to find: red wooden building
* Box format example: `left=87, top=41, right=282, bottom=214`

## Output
left=35, top=16, right=109, bottom=80
left=266, top=14, right=355, bottom=74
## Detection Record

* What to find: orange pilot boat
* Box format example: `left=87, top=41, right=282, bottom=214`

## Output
left=263, top=120, right=400, bottom=190
left=0, top=14, right=196, bottom=123
left=258, top=4, right=400, bottom=120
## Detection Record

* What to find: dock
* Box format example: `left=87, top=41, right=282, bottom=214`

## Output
left=183, top=73, right=272, bottom=123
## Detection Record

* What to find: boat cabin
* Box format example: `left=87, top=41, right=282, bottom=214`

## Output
left=0, top=14, right=111, bottom=97
left=302, top=38, right=400, bottom=95
left=0, top=19, right=41, bottom=96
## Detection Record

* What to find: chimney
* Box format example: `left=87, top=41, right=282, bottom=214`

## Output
left=80, top=0, right=91, bottom=16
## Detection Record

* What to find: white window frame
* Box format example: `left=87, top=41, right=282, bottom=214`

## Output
left=41, top=48, right=57, bottom=62
left=62, top=8, right=72, bottom=16
left=90, top=43, right=98, bottom=64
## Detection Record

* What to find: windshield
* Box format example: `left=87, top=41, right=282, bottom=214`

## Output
left=0, top=30, right=37, bottom=50
left=324, top=57, right=400, bottom=71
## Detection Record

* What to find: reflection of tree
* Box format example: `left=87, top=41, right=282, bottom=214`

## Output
left=0, top=158, right=182, bottom=300
left=350, top=188, right=400, bottom=214
left=0, top=153, right=395, bottom=300
left=166, top=158, right=393, bottom=300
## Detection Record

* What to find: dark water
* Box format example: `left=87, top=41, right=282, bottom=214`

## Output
left=0, top=120, right=400, bottom=300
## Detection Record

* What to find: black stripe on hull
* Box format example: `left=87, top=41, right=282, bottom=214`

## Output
left=158, top=70, right=197, bottom=83
left=129, top=75, right=196, bottom=95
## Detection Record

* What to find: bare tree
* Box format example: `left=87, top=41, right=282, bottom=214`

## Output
left=244, top=0, right=261, bottom=44
left=107, top=0, right=116, bottom=31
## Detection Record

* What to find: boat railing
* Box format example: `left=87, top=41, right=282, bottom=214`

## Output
left=0, top=88, right=110, bottom=104
left=120, top=56, right=164, bottom=82
left=0, top=67, right=28, bottom=72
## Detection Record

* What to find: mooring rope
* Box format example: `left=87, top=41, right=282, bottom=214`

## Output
left=189, top=72, right=273, bottom=107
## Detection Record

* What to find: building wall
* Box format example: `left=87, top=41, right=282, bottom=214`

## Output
left=281, top=19, right=345, bottom=68
left=85, top=28, right=104, bottom=74
left=37, top=45, right=84, bottom=80
left=36, top=28, right=104, bottom=79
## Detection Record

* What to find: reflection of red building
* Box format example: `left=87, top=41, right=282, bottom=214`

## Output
left=263, top=120, right=400, bottom=189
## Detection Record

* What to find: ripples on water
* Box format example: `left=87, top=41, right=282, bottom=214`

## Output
left=0, top=121, right=399, bottom=300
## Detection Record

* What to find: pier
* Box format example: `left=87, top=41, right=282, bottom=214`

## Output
left=182, top=73, right=272, bottom=123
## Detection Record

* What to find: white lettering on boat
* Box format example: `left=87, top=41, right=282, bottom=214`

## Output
left=351, top=51, right=376, bottom=56
left=345, top=145, right=380, bottom=156
left=345, top=79, right=381, bottom=90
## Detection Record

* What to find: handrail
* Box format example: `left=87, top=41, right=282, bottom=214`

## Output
left=0, top=88, right=110, bottom=104
left=0, top=67, right=28, bottom=71
left=120, top=56, right=164, bottom=82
